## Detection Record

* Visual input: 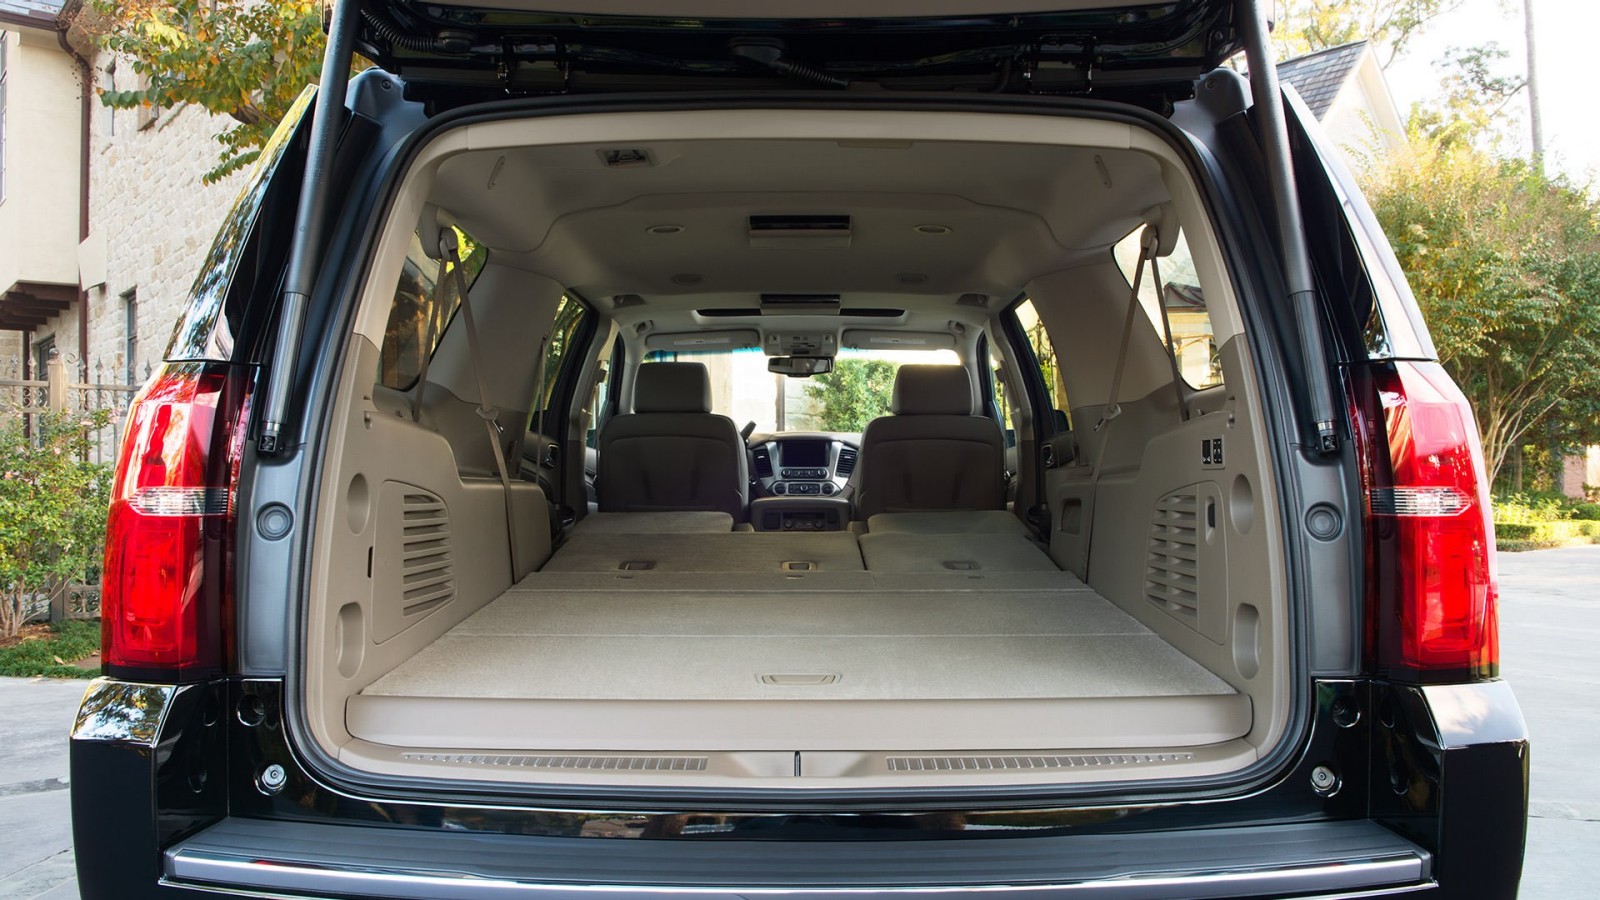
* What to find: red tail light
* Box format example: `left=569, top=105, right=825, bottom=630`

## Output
left=102, top=364, right=251, bottom=679
left=1351, top=361, right=1499, bottom=680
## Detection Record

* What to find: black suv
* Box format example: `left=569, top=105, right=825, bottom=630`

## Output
left=71, top=2, right=1528, bottom=897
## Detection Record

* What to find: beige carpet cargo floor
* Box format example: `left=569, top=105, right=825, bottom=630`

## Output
left=350, top=567, right=1249, bottom=752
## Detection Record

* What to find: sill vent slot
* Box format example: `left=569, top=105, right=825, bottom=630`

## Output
left=402, top=753, right=707, bottom=772
left=835, top=446, right=857, bottom=477
left=752, top=446, right=774, bottom=478
left=1146, top=492, right=1199, bottom=619
left=400, top=490, right=454, bottom=615
left=887, top=752, right=1195, bottom=772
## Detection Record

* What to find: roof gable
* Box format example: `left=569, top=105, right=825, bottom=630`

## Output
left=1277, top=41, right=1369, bottom=119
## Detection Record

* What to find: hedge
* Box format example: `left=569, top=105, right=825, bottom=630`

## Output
left=1494, top=519, right=1600, bottom=550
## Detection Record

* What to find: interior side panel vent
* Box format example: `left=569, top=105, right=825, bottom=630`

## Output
left=374, top=483, right=455, bottom=642
left=752, top=447, right=774, bottom=479
left=1146, top=492, right=1200, bottom=618
left=1144, top=483, right=1228, bottom=641
left=835, top=446, right=858, bottom=477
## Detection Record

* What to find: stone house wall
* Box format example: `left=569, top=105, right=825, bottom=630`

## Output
left=17, top=47, right=244, bottom=389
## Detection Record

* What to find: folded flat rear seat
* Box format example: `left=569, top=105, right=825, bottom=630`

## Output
left=859, top=532, right=1059, bottom=574
left=866, top=510, right=1029, bottom=536
left=570, top=511, right=735, bottom=534
left=544, top=532, right=865, bottom=573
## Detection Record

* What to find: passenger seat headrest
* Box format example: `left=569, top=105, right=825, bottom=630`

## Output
left=634, top=362, right=713, bottom=414
left=891, top=365, right=975, bottom=416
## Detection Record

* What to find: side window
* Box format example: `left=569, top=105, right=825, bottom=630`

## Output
left=376, top=227, right=486, bottom=390
left=529, top=294, right=591, bottom=438
left=1012, top=298, right=1071, bottom=434
left=1112, top=228, right=1224, bottom=389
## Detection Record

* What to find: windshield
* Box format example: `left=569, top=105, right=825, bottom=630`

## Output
left=642, top=347, right=960, bottom=433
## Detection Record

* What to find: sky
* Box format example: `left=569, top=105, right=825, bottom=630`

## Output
left=1381, top=0, right=1600, bottom=183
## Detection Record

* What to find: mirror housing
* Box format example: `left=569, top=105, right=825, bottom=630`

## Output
left=768, top=356, right=834, bottom=377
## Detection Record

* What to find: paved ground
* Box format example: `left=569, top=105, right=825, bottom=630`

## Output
left=0, top=677, right=89, bottom=899
left=2, top=546, right=1594, bottom=898
left=1497, top=546, right=1600, bottom=899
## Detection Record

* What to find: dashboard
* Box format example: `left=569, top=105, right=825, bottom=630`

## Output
left=747, top=432, right=860, bottom=499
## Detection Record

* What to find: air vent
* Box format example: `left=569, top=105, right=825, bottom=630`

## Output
left=401, top=752, right=707, bottom=772
left=887, top=752, right=1195, bottom=772
left=749, top=214, right=851, bottom=232
left=1146, top=492, right=1200, bottom=618
left=835, top=446, right=857, bottom=476
left=400, top=490, right=454, bottom=615
left=750, top=215, right=852, bottom=250
left=697, top=306, right=904, bottom=319
left=753, top=446, right=774, bottom=478
left=761, top=294, right=841, bottom=315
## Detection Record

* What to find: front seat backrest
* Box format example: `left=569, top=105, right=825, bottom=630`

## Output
left=854, top=365, right=1005, bottom=520
left=597, top=362, right=749, bottom=521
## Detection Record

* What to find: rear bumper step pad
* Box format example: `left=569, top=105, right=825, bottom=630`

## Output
left=166, top=817, right=1430, bottom=899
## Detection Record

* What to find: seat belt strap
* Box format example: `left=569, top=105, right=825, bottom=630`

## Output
left=411, top=274, right=446, bottom=422
left=1151, top=254, right=1192, bottom=422
left=1090, top=227, right=1156, bottom=481
left=441, top=232, right=523, bottom=583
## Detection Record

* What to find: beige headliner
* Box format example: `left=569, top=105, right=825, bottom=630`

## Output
left=351, top=108, right=1242, bottom=348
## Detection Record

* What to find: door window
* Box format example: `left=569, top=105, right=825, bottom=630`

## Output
left=1112, top=228, right=1224, bottom=389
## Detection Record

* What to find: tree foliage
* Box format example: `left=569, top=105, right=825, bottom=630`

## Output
left=1407, top=41, right=1527, bottom=152
left=1271, top=0, right=1460, bottom=66
left=90, top=1, right=334, bottom=183
left=0, top=413, right=113, bottom=637
left=807, top=360, right=897, bottom=432
left=1365, top=135, right=1600, bottom=487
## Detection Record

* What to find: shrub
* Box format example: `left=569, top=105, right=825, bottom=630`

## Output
left=0, top=412, right=113, bottom=637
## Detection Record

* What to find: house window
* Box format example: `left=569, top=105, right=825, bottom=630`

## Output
left=34, top=335, right=55, bottom=380
left=1, top=31, right=9, bottom=204
left=122, top=289, right=138, bottom=383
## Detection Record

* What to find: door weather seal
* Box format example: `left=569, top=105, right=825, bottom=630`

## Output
left=259, top=0, right=360, bottom=454
left=1236, top=0, right=1340, bottom=454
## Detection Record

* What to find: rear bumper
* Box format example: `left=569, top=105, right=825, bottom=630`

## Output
left=69, top=677, right=1527, bottom=899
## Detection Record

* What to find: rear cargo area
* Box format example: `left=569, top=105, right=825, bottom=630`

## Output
left=344, top=526, right=1250, bottom=764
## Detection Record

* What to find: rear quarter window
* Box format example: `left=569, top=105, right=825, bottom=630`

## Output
left=1112, top=229, right=1224, bottom=390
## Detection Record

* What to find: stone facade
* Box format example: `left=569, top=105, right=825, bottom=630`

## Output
left=65, top=54, right=245, bottom=386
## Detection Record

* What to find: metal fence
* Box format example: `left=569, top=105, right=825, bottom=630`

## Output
left=1, top=349, right=142, bottom=465
left=1, top=350, right=139, bottom=623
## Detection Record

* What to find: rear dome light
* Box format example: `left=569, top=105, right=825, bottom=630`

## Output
left=102, top=364, right=251, bottom=678
left=1353, top=361, right=1499, bottom=679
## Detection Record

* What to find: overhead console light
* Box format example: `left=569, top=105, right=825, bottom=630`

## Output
left=749, top=214, right=852, bottom=250
left=760, top=294, right=841, bottom=315
left=599, top=148, right=655, bottom=168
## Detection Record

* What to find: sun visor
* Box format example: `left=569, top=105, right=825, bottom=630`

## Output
left=841, top=330, right=958, bottom=352
left=644, top=330, right=761, bottom=352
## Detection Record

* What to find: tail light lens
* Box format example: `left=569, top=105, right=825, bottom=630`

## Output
left=103, top=363, right=251, bottom=680
left=1350, top=361, right=1499, bottom=680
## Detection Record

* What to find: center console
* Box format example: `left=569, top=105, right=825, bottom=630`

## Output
left=750, top=496, right=852, bottom=532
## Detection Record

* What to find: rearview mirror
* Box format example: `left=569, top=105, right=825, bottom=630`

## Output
left=768, top=356, right=834, bottom=377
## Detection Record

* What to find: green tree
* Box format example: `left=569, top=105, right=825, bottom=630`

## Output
left=807, top=360, right=897, bottom=432
left=0, top=412, right=113, bottom=637
left=1365, top=136, right=1600, bottom=486
left=1271, top=0, right=1460, bottom=66
left=90, top=1, right=343, bottom=183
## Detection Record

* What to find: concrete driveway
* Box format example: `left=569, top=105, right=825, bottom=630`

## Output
left=0, top=677, right=88, bottom=899
left=4, top=546, right=1596, bottom=898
